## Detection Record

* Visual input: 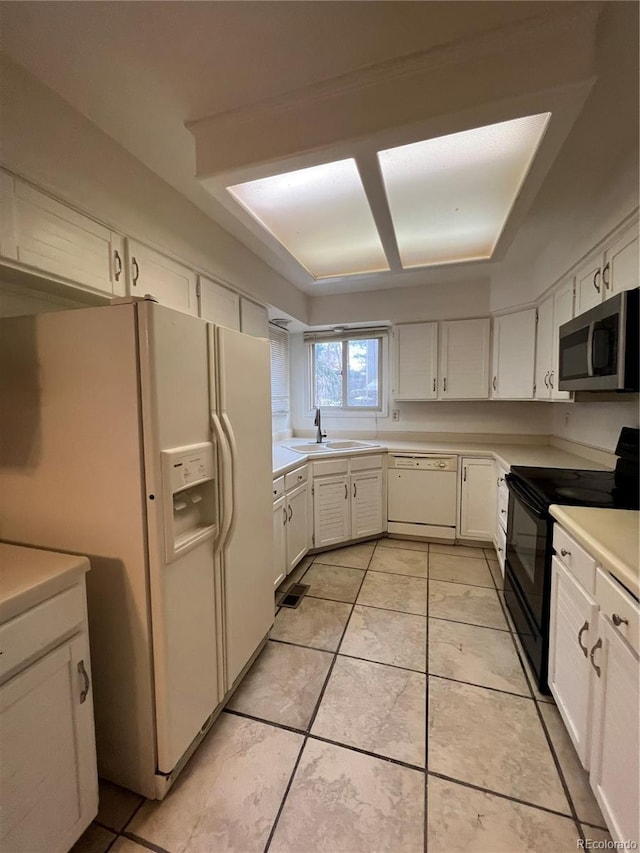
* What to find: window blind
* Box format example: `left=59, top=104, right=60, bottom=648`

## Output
left=269, top=324, right=290, bottom=415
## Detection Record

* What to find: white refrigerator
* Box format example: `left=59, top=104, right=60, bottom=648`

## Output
left=0, top=298, right=274, bottom=798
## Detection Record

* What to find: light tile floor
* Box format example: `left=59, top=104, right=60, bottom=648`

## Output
left=72, top=538, right=612, bottom=853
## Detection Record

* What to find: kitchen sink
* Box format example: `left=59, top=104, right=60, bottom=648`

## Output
left=284, top=439, right=379, bottom=454
left=286, top=443, right=331, bottom=454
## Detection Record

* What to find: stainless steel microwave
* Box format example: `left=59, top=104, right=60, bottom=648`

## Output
left=558, top=287, right=639, bottom=391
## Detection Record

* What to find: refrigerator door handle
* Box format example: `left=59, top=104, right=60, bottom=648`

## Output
left=221, top=412, right=239, bottom=547
left=211, top=410, right=233, bottom=556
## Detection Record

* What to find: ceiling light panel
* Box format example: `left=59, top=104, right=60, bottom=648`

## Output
left=227, top=159, right=388, bottom=279
left=378, top=113, right=551, bottom=268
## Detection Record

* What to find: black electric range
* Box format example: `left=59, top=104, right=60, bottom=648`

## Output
left=504, top=427, right=639, bottom=693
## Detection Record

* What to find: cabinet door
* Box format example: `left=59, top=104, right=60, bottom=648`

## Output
left=198, top=276, right=240, bottom=329
left=273, top=495, right=287, bottom=589
left=551, top=278, right=574, bottom=400
left=0, top=170, right=17, bottom=259
left=351, top=471, right=383, bottom=539
left=575, top=255, right=603, bottom=315
left=534, top=295, right=554, bottom=400
left=286, top=481, right=310, bottom=573
left=604, top=226, right=639, bottom=297
left=240, top=298, right=269, bottom=338
left=393, top=323, right=438, bottom=400
left=491, top=309, right=536, bottom=400
left=439, top=319, right=490, bottom=399
left=126, top=239, right=198, bottom=316
left=459, top=458, right=495, bottom=540
left=12, top=181, right=123, bottom=297
left=589, top=617, right=640, bottom=844
left=313, top=475, right=350, bottom=549
left=0, top=634, right=98, bottom=853
left=548, top=558, right=597, bottom=767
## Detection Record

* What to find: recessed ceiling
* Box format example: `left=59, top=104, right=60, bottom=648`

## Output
left=227, top=159, right=389, bottom=278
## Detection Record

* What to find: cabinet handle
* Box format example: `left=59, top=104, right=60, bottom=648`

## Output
left=113, top=249, right=123, bottom=282
left=283, top=506, right=287, bottom=525
left=492, top=376, right=497, bottom=391
left=433, top=378, right=436, bottom=393
left=589, top=637, right=602, bottom=678
left=463, top=467, right=467, bottom=482
left=131, top=257, right=140, bottom=286
left=500, top=509, right=506, bottom=515
left=353, top=482, right=357, bottom=498
left=612, top=613, right=629, bottom=627
left=560, top=548, right=570, bottom=557
left=602, top=261, right=610, bottom=290
left=443, top=378, right=447, bottom=393
left=344, top=484, right=348, bottom=500
left=593, top=269, right=601, bottom=293
left=544, top=372, right=550, bottom=388
left=549, top=372, right=554, bottom=390
left=288, top=505, right=293, bottom=521
left=577, top=620, right=589, bottom=657
left=78, top=660, right=90, bottom=704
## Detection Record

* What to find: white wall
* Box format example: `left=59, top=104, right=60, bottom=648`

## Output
left=0, top=279, right=92, bottom=317
left=552, top=398, right=640, bottom=453
left=0, top=55, right=309, bottom=324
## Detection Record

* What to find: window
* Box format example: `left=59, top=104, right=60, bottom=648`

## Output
left=269, top=325, right=290, bottom=415
left=307, top=331, right=385, bottom=411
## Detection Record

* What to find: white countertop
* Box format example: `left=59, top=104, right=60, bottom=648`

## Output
left=549, top=506, right=640, bottom=599
left=273, top=438, right=608, bottom=478
left=0, top=543, right=90, bottom=623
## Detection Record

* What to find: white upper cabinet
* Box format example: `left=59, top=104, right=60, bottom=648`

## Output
left=198, top=276, right=240, bottom=329
left=240, top=297, right=269, bottom=338
left=575, top=220, right=639, bottom=314
left=5, top=179, right=125, bottom=297
left=535, top=276, right=574, bottom=401
left=393, top=322, right=438, bottom=400
left=491, top=308, right=536, bottom=400
left=439, top=318, right=490, bottom=399
left=126, top=239, right=198, bottom=316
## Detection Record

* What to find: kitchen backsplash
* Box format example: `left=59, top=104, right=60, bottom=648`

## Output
left=552, top=397, right=640, bottom=452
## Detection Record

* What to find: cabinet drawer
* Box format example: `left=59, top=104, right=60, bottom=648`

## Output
left=496, top=524, right=506, bottom=572
left=496, top=466, right=509, bottom=490
left=595, top=567, right=640, bottom=656
left=350, top=454, right=384, bottom=473
left=285, top=465, right=308, bottom=492
left=553, top=526, right=597, bottom=593
left=272, top=476, right=285, bottom=500
left=0, top=584, right=85, bottom=680
left=313, top=458, right=349, bottom=477
left=497, top=485, right=509, bottom=532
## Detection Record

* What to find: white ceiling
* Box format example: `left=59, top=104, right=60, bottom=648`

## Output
left=0, top=1, right=622, bottom=297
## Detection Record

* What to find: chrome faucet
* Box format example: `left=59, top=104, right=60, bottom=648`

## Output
left=314, top=407, right=327, bottom=443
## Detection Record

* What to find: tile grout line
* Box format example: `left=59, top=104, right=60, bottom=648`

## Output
left=120, top=830, right=173, bottom=853
left=491, top=556, right=587, bottom=843
left=263, top=545, right=376, bottom=852
left=424, top=542, right=430, bottom=853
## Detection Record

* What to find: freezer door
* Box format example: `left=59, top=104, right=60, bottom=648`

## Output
left=138, top=302, right=222, bottom=776
left=215, top=325, right=274, bottom=688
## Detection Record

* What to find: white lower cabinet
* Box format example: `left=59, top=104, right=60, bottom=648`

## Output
left=0, top=556, right=97, bottom=853
left=549, top=525, right=639, bottom=845
left=458, top=457, right=496, bottom=541
left=272, top=466, right=310, bottom=588
left=313, top=455, right=385, bottom=549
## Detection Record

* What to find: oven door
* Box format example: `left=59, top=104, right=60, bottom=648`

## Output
left=505, top=477, right=548, bottom=630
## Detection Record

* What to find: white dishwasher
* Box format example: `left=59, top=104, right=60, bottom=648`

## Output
left=387, top=454, right=458, bottom=540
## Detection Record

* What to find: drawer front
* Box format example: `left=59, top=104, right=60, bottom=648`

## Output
left=496, top=524, right=507, bottom=572
left=350, top=454, right=384, bottom=473
left=285, top=465, right=308, bottom=492
left=0, top=584, right=85, bottom=680
left=272, top=476, right=285, bottom=500
left=496, top=465, right=509, bottom=490
left=313, top=458, right=349, bottom=477
left=553, top=526, right=597, bottom=593
left=497, top=485, right=509, bottom=532
left=595, top=567, right=640, bottom=656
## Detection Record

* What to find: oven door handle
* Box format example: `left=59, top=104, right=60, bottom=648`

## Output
left=505, top=476, right=546, bottom=519
left=586, top=321, right=595, bottom=377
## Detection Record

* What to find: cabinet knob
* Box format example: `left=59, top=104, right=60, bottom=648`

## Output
left=612, top=613, right=629, bottom=627
left=560, top=548, right=570, bottom=557
left=500, top=509, right=506, bottom=515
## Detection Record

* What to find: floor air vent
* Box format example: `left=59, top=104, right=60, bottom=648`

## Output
left=279, top=583, right=310, bottom=609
